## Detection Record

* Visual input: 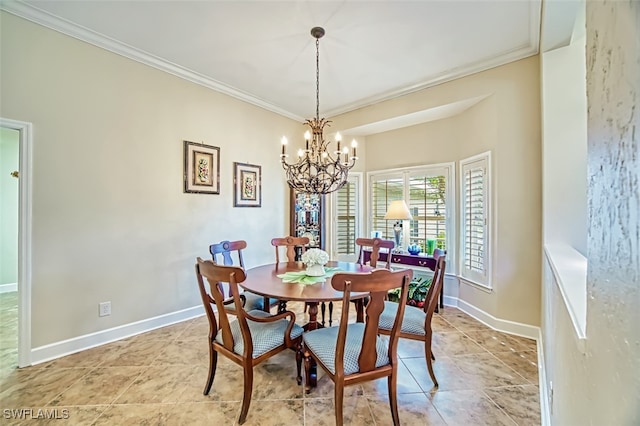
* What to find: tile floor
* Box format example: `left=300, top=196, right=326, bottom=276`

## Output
left=0, top=292, right=541, bottom=425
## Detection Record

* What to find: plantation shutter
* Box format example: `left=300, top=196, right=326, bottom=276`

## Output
left=370, top=175, right=403, bottom=240
left=408, top=174, right=447, bottom=251
left=335, top=179, right=357, bottom=255
left=461, top=156, right=489, bottom=286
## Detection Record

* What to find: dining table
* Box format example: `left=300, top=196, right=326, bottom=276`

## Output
left=241, top=260, right=374, bottom=388
left=241, top=260, right=373, bottom=331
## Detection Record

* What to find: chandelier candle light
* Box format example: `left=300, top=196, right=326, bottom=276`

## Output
left=280, top=27, right=358, bottom=195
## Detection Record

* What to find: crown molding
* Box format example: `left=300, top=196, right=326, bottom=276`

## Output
left=2, top=0, right=541, bottom=122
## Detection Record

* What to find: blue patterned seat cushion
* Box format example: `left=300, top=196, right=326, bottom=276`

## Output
left=378, top=301, right=426, bottom=336
left=224, top=292, right=278, bottom=312
left=303, top=323, right=389, bottom=375
left=215, top=310, right=303, bottom=358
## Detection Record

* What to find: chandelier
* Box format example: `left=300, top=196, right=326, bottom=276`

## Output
left=280, top=27, right=357, bottom=195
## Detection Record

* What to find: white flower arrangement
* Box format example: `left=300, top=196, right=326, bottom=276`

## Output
left=301, top=248, right=329, bottom=266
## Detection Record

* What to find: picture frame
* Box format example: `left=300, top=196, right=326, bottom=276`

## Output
left=184, top=141, right=220, bottom=194
left=233, top=162, right=262, bottom=207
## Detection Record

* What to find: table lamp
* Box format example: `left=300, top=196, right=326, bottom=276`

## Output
left=384, top=200, right=413, bottom=253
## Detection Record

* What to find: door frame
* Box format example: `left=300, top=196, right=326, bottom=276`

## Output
left=1, top=118, right=32, bottom=368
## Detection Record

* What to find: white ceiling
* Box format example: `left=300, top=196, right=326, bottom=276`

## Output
left=3, top=0, right=542, bottom=121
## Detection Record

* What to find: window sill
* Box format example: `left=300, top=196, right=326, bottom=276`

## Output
left=544, top=243, right=587, bottom=347
left=458, top=276, right=493, bottom=293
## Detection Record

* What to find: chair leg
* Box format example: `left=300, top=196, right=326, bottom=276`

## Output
left=303, top=348, right=319, bottom=393
left=328, top=301, right=334, bottom=327
left=295, top=343, right=303, bottom=385
left=387, top=373, right=400, bottom=426
left=334, top=380, right=344, bottom=426
left=425, top=340, right=438, bottom=388
left=321, top=302, right=326, bottom=327
left=203, top=345, right=218, bottom=395
left=238, top=364, right=254, bottom=424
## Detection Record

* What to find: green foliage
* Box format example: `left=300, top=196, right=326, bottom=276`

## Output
left=388, top=276, right=432, bottom=303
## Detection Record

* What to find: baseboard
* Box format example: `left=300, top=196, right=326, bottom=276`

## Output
left=0, top=283, right=17, bottom=293
left=30, top=305, right=205, bottom=366
left=442, top=295, right=458, bottom=307
left=455, top=298, right=540, bottom=341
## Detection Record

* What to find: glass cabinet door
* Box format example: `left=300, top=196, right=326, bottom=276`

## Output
left=290, top=190, right=324, bottom=249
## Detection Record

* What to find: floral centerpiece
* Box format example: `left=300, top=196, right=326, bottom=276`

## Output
left=301, top=248, right=329, bottom=276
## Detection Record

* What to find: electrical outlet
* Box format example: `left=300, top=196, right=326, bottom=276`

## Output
left=99, top=301, right=111, bottom=317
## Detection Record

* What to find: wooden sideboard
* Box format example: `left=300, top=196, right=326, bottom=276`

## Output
left=363, top=249, right=444, bottom=308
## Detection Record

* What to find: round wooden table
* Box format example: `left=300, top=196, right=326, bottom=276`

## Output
left=242, top=260, right=372, bottom=331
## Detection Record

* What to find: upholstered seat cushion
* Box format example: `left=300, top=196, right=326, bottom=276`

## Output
left=303, top=323, right=389, bottom=375
left=216, top=310, right=303, bottom=358
left=225, top=292, right=279, bottom=312
left=378, top=301, right=426, bottom=336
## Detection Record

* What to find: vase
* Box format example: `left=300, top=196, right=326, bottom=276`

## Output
left=305, top=264, right=325, bottom=276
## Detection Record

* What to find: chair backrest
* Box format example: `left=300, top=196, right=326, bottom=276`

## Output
left=432, top=248, right=445, bottom=261
left=195, top=257, right=253, bottom=357
left=423, top=254, right=446, bottom=325
left=210, top=240, right=247, bottom=268
left=209, top=240, right=247, bottom=298
left=331, top=268, right=412, bottom=374
left=355, top=237, right=394, bottom=269
left=271, top=236, right=310, bottom=263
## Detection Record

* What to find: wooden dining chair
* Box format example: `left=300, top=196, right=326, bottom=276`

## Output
left=335, top=237, right=396, bottom=323
left=270, top=236, right=310, bottom=263
left=209, top=240, right=278, bottom=313
left=432, top=248, right=446, bottom=311
left=195, top=258, right=304, bottom=425
left=377, top=253, right=446, bottom=388
left=356, top=237, right=395, bottom=269
left=302, top=268, right=413, bottom=426
left=271, top=236, right=325, bottom=319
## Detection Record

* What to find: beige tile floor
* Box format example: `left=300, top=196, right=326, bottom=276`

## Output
left=0, top=292, right=540, bottom=425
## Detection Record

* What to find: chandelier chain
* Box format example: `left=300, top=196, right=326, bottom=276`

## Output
left=315, top=37, right=320, bottom=121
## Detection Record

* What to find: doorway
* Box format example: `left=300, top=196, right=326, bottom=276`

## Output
left=0, top=118, right=32, bottom=368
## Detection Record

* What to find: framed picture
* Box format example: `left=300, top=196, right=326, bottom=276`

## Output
left=184, top=141, right=220, bottom=194
left=233, top=162, right=262, bottom=207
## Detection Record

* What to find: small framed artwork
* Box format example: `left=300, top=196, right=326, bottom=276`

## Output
left=233, top=162, right=262, bottom=207
left=184, top=141, right=220, bottom=194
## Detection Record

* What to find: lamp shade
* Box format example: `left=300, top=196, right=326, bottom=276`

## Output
left=384, top=200, right=413, bottom=220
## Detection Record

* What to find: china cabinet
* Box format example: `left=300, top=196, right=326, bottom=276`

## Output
left=290, top=190, right=325, bottom=251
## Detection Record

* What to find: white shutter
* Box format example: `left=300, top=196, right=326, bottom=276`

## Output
left=370, top=175, right=403, bottom=240
left=460, top=153, right=490, bottom=287
left=408, top=175, right=447, bottom=251
left=335, top=179, right=357, bottom=255
left=368, top=165, right=452, bottom=258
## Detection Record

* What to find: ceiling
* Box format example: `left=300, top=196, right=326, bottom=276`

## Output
left=3, top=0, right=543, bottom=121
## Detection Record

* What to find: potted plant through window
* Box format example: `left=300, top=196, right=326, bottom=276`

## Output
left=388, top=276, right=432, bottom=308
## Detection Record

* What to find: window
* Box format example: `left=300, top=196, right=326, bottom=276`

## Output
left=408, top=174, right=447, bottom=250
left=460, top=152, right=491, bottom=288
left=369, top=164, right=453, bottom=255
left=332, top=173, right=362, bottom=259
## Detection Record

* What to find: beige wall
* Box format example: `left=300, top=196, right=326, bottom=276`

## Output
left=0, top=12, right=299, bottom=347
left=541, top=1, right=640, bottom=424
left=334, top=57, right=542, bottom=326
